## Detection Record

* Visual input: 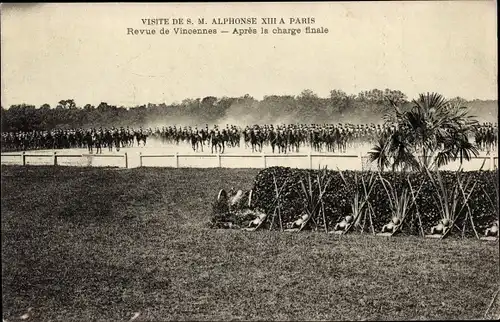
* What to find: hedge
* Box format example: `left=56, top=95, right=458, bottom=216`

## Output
left=241, top=167, right=498, bottom=236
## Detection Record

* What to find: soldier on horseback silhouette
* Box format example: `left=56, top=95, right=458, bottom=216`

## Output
left=111, top=128, right=120, bottom=152
left=94, top=129, right=103, bottom=154
left=210, top=127, right=224, bottom=154
left=190, top=126, right=203, bottom=152
left=84, top=130, right=93, bottom=154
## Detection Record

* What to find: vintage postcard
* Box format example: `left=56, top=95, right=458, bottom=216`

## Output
left=1, top=2, right=498, bottom=321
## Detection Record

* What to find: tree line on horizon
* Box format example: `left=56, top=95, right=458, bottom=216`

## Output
left=1, top=89, right=497, bottom=132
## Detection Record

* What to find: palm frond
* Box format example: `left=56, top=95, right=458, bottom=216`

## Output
left=434, top=150, right=452, bottom=169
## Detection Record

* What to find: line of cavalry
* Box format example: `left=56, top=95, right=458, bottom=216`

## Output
left=1, top=122, right=498, bottom=155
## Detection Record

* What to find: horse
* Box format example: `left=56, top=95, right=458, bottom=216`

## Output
left=93, top=132, right=103, bottom=154
left=287, top=129, right=300, bottom=153
left=268, top=130, right=278, bottom=153
left=230, top=128, right=240, bottom=148
left=113, top=131, right=121, bottom=152
left=103, top=131, right=114, bottom=151
left=244, top=130, right=252, bottom=149
left=276, top=131, right=288, bottom=154
left=310, top=130, right=321, bottom=152
left=210, top=132, right=225, bottom=154
left=337, top=130, right=348, bottom=153
left=221, top=129, right=230, bottom=150
left=135, top=131, right=148, bottom=147
left=324, top=130, right=335, bottom=152
left=190, top=132, right=204, bottom=152
left=124, top=131, right=134, bottom=147
left=250, top=130, right=264, bottom=153
left=200, top=129, right=210, bottom=147
left=84, top=131, right=94, bottom=154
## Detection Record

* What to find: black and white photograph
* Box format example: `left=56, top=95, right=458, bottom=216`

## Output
left=1, top=1, right=498, bottom=321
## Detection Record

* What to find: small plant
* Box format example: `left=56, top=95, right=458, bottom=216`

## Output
left=268, top=174, right=289, bottom=231
left=378, top=172, right=422, bottom=234
left=424, top=167, right=477, bottom=237
left=316, top=167, right=332, bottom=233
left=297, top=166, right=332, bottom=232
left=338, top=168, right=376, bottom=233
left=407, top=177, right=426, bottom=236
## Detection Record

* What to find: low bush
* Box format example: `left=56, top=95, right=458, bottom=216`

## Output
left=209, top=190, right=256, bottom=229
left=249, top=167, right=498, bottom=236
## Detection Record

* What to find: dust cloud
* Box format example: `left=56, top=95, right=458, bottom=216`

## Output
left=142, top=99, right=497, bottom=130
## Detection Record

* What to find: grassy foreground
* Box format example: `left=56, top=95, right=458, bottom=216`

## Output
left=1, top=165, right=499, bottom=321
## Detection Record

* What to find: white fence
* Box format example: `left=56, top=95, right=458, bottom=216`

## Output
left=1, top=151, right=128, bottom=168
left=138, top=152, right=367, bottom=169
left=1, top=151, right=498, bottom=171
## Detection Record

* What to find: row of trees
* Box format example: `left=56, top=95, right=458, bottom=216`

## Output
left=1, top=89, right=496, bottom=132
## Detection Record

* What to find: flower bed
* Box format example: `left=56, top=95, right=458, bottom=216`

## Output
left=245, top=167, right=498, bottom=236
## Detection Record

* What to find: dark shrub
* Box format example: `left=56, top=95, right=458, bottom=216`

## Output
left=250, top=167, right=498, bottom=236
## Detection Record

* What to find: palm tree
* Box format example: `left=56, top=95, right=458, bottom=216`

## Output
left=368, top=131, right=419, bottom=172
left=434, top=126, right=479, bottom=168
left=368, top=134, right=391, bottom=172
left=369, top=92, right=479, bottom=172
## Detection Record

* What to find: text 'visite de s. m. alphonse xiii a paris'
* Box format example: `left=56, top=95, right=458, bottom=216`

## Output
left=127, top=17, right=329, bottom=36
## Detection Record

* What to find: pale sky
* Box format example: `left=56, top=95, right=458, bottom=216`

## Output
left=0, top=1, right=497, bottom=108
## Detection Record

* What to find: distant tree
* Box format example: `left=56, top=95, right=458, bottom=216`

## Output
left=383, top=89, right=408, bottom=106
left=297, top=89, right=324, bottom=120
left=329, top=89, right=348, bottom=102
left=201, top=96, right=218, bottom=108
left=298, top=89, right=318, bottom=100
left=97, top=102, right=111, bottom=110
left=7, top=104, right=38, bottom=131
left=178, top=98, right=196, bottom=112
left=328, top=89, right=349, bottom=115
left=343, top=94, right=357, bottom=114
left=215, top=97, right=234, bottom=109
left=449, top=96, right=467, bottom=106
left=56, top=99, right=76, bottom=109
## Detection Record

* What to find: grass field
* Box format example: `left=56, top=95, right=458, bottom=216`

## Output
left=1, top=165, right=499, bottom=321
